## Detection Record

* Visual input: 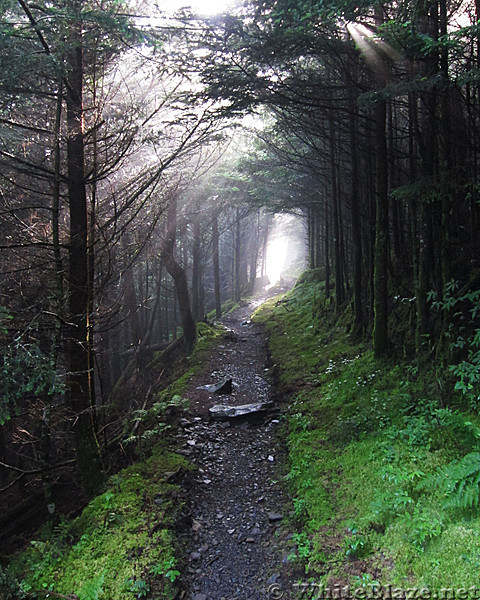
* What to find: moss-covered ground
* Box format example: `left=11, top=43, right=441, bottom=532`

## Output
left=3, top=322, right=225, bottom=600
left=253, top=276, right=480, bottom=597
left=6, top=282, right=480, bottom=599
left=8, top=450, right=190, bottom=600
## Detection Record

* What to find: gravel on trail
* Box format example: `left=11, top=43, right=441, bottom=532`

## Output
left=176, top=297, right=295, bottom=600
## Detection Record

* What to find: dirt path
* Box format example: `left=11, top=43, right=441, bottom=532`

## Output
left=176, top=297, right=293, bottom=600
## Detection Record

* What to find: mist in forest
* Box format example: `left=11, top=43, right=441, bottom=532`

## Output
left=264, top=214, right=306, bottom=287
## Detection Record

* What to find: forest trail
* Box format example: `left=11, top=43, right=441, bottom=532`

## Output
left=176, top=294, right=293, bottom=600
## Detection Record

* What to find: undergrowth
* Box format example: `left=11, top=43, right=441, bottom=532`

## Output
left=254, top=275, right=480, bottom=594
left=3, top=321, right=223, bottom=600
left=7, top=450, right=191, bottom=600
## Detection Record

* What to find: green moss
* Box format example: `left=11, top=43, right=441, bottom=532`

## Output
left=5, top=322, right=224, bottom=600
left=8, top=451, right=191, bottom=600
left=255, top=271, right=480, bottom=591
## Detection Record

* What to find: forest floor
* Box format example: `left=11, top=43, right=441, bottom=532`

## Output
left=176, top=292, right=296, bottom=600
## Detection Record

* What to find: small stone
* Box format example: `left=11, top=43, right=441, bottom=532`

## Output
left=190, top=552, right=201, bottom=561
left=268, top=512, right=283, bottom=522
left=191, top=519, right=202, bottom=532
left=251, top=527, right=261, bottom=536
left=257, top=496, right=265, bottom=502
left=187, top=440, right=196, bottom=446
left=246, top=537, right=255, bottom=543
left=227, top=528, right=236, bottom=534
left=198, top=378, right=233, bottom=394
left=268, top=455, right=274, bottom=462
left=192, top=595, right=208, bottom=600
left=203, top=479, right=212, bottom=484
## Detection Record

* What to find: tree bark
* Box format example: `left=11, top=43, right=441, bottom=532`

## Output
left=329, top=121, right=344, bottom=309
left=234, top=207, right=241, bottom=302
left=415, top=0, right=438, bottom=353
left=212, top=214, right=222, bottom=319
left=162, top=197, right=197, bottom=353
left=349, top=99, right=363, bottom=335
left=324, top=197, right=330, bottom=298
left=372, top=97, right=389, bottom=358
left=191, top=219, right=202, bottom=321
left=372, top=6, right=389, bottom=358
left=65, top=0, right=104, bottom=497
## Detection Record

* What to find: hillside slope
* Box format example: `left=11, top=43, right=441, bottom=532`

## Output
left=254, top=276, right=480, bottom=595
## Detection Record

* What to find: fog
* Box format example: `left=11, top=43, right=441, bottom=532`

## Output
left=265, top=214, right=306, bottom=286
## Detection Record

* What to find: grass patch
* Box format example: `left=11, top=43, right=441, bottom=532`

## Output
left=254, top=274, right=480, bottom=593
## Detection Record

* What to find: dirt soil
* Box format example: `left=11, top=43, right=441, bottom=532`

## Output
left=176, top=294, right=296, bottom=600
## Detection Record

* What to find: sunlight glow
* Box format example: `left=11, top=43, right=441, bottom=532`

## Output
left=162, top=0, right=236, bottom=16
left=265, top=236, right=288, bottom=286
left=345, top=21, right=402, bottom=77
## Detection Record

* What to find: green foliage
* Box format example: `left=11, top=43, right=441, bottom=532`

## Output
left=431, top=283, right=480, bottom=410
left=0, top=565, right=26, bottom=600
left=288, top=532, right=312, bottom=563
left=123, top=577, right=149, bottom=598
left=123, top=396, right=188, bottom=457
left=422, top=452, right=480, bottom=510
left=0, top=309, right=64, bottom=425
left=149, top=557, right=180, bottom=583
left=343, top=527, right=370, bottom=560
left=77, top=571, right=106, bottom=600
left=255, top=274, right=480, bottom=589
left=396, top=507, right=444, bottom=551
left=8, top=451, right=190, bottom=600
left=125, top=324, right=225, bottom=458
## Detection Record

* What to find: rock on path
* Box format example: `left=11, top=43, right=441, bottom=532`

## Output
left=177, top=299, right=293, bottom=600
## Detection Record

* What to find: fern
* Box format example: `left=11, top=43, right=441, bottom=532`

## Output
left=420, top=451, right=480, bottom=510
left=77, top=570, right=106, bottom=600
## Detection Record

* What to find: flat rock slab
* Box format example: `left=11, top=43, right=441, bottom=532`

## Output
left=197, top=378, right=233, bottom=395
left=209, top=401, right=274, bottom=420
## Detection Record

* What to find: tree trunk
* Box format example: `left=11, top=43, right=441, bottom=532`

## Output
left=415, top=0, right=438, bottom=353
left=234, top=207, right=241, bottom=302
left=212, top=214, right=222, bottom=319
left=329, top=121, right=344, bottom=309
left=372, top=6, right=389, bottom=358
left=349, top=100, right=363, bottom=335
left=65, top=0, right=104, bottom=497
left=162, top=197, right=197, bottom=353
left=325, top=196, right=331, bottom=298
left=191, top=219, right=202, bottom=321
left=372, top=97, right=389, bottom=358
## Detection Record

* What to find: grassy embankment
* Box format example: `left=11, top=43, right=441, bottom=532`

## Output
left=2, top=322, right=224, bottom=600
left=254, top=273, right=480, bottom=596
